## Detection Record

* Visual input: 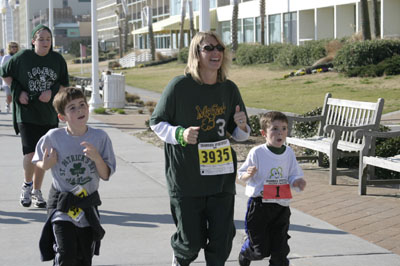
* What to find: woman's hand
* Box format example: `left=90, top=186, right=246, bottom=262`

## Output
left=234, top=105, right=247, bottom=132
left=39, top=90, right=52, bottom=103
left=183, top=126, right=200, bottom=144
left=19, top=91, right=29, bottom=105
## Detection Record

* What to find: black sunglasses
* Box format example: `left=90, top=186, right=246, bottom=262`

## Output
left=201, top=44, right=225, bottom=52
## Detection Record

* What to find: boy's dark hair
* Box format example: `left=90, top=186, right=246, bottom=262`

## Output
left=53, top=87, right=87, bottom=115
left=260, top=111, right=288, bottom=131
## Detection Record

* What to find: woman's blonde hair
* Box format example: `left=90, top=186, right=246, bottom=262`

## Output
left=184, top=31, right=231, bottom=84
left=7, top=42, right=19, bottom=54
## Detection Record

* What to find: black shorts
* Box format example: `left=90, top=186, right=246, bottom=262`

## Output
left=17, top=123, right=57, bottom=155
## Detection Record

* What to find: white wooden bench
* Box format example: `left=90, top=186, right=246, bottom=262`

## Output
left=355, top=129, right=400, bottom=195
left=286, top=93, right=384, bottom=186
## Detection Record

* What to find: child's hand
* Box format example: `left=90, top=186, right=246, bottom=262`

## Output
left=42, top=148, right=57, bottom=170
left=247, top=166, right=257, bottom=178
left=293, top=178, right=306, bottom=191
left=81, top=141, right=101, bottom=162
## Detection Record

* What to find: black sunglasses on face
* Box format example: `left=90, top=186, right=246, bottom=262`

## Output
left=201, top=44, right=225, bottom=52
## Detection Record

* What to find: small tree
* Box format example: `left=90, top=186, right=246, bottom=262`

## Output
left=188, top=0, right=195, bottom=40
left=231, top=0, right=239, bottom=52
left=372, top=0, right=380, bottom=38
left=179, top=0, right=187, bottom=50
left=260, top=0, right=265, bottom=45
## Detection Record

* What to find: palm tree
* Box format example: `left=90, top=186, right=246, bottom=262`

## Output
left=143, top=5, right=155, bottom=61
left=371, top=0, right=380, bottom=38
left=260, top=0, right=265, bottom=45
left=231, top=0, right=239, bottom=52
left=188, top=0, right=195, bottom=40
left=179, top=0, right=187, bottom=50
left=360, top=0, right=371, bottom=40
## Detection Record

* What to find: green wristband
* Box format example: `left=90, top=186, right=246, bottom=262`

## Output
left=176, top=127, right=187, bottom=147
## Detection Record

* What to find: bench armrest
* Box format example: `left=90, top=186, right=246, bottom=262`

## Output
left=324, top=124, right=377, bottom=135
left=355, top=129, right=400, bottom=139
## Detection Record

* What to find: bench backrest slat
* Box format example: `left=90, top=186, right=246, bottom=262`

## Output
left=318, top=93, right=384, bottom=144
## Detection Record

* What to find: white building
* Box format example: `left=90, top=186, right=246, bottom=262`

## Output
left=131, top=0, right=400, bottom=52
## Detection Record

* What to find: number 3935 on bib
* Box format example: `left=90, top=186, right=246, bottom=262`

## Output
left=198, top=139, right=234, bottom=176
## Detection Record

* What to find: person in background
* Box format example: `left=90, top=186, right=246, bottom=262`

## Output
left=237, top=111, right=306, bottom=266
left=0, top=24, right=69, bottom=208
left=150, top=31, right=250, bottom=266
left=1, top=42, right=20, bottom=113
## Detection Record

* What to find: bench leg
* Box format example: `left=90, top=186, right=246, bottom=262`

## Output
left=329, top=156, right=337, bottom=185
left=317, top=152, right=324, bottom=166
left=359, top=161, right=367, bottom=195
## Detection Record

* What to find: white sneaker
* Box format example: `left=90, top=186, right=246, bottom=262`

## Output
left=20, top=183, right=33, bottom=207
left=5, top=103, right=10, bottom=113
left=32, top=189, right=47, bottom=208
left=172, top=253, right=180, bottom=266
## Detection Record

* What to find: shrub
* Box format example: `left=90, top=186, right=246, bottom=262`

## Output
left=93, top=107, right=107, bottom=114
left=345, top=64, right=385, bottom=77
left=383, top=54, right=400, bottom=76
left=108, top=60, right=121, bottom=69
left=333, top=39, right=400, bottom=72
left=248, top=115, right=261, bottom=136
left=344, top=54, right=400, bottom=77
left=276, top=40, right=327, bottom=67
left=125, top=92, right=140, bottom=103
left=178, top=47, right=189, bottom=63
left=235, top=43, right=285, bottom=65
left=292, top=107, right=322, bottom=138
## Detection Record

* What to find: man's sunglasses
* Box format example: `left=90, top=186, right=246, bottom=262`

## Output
left=200, top=44, right=225, bottom=52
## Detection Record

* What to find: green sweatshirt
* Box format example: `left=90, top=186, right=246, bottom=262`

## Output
left=150, top=74, right=248, bottom=197
left=1, top=49, right=69, bottom=129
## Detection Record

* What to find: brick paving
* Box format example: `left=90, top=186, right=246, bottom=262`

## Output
left=292, top=164, right=400, bottom=255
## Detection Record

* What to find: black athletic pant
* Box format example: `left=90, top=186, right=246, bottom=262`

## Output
left=240, top=198, right=291, bottom=266
left=170, top=192, right=236, bottom=266
left=52, top=221, right=94, bottom=266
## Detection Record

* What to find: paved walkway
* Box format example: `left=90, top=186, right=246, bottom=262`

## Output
left=0, top=89, right=400, bottom=266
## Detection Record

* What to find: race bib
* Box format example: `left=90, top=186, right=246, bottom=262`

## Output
left=198, top=139, right=234, bottom=176
left=67, top=185, right=88, bottom=222
left=263, top=184, right=292, bottom=200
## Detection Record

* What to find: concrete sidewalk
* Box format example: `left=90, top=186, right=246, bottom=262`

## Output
left=1, top=90, right=400, bottom=266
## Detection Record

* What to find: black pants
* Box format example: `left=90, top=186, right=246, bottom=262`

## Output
left=52, top=221, right=94, bottom=266
left=240, top=198, right=291, bottom=266
left=170, top=192, right=236, bottom=266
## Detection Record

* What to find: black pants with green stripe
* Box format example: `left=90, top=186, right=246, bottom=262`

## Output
left=170, top=192, right=236, bottom=266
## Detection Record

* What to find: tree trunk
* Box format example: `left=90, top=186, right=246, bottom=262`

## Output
left=360, top=0, right=371, bottom=40
left=372, top=0, right=380, bottom=39
left=179, top=0, right=187, bottom=50
left=260, top=0, right=265, bottom=45
left=231, top=0, right=238, bottom=52
left=188, top=0, right=195, bottom=40
left=145, top=6, right=156, bottom=61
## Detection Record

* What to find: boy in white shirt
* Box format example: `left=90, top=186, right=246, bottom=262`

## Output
left=237, top=111, right=306, bottom=266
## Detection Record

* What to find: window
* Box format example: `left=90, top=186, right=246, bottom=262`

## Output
left=220, top=21, right=231, bottom=45
left=269, top=14, right=281, bottom=44
left=237, top=19, right=243, bottom=43
left=243, top=18, right=254, bottom=43
left=284, top=12, right=297, bottom=44
left=256, top=16, right=267, bottom=44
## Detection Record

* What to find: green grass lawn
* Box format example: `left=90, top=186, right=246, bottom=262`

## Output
left=68, top=60, right=400, bottom=115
